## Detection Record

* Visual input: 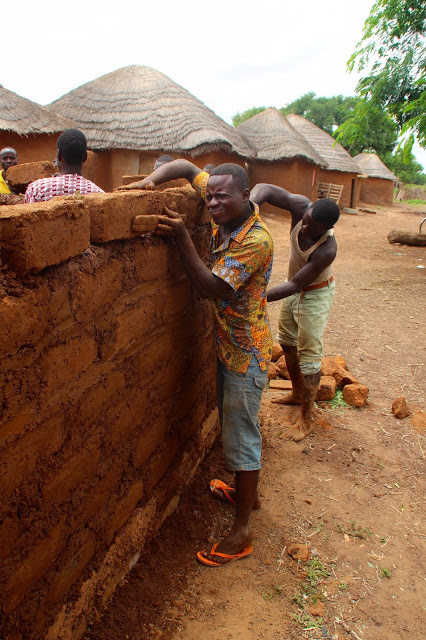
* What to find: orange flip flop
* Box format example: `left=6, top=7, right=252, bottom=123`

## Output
left=196, top=542, right=253, bottom=567
left=209, top=479, right=237, bottom=506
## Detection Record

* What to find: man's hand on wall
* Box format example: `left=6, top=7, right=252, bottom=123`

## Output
left=116, top=178, right=155, bottom=191
left=155, top=206, right=187, bottom=239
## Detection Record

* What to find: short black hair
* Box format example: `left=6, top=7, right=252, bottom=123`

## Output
left=311, top=198, right=340, bottom=228
left=57, top=129, right=87, bottom=164
left=156, top=155, right=173, bottom=164
left=0, top=147, right=17, bottom=157
left=209, top=163, right=249, bottom=192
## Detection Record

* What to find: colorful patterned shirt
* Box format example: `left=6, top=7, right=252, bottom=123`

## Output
left=25, top=174, right=104, bottom=203
left=193, top=171, right=274, bottom=373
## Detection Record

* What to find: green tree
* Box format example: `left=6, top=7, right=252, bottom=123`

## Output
left=333, top=100, right=398, bottom=156
left=386, top=148, right=426, bottom=184
left=344, top=0, right=426, bottom=150
left=281, top=93, right=358, bottom=135
left=232, top=106, right=267, bottom=127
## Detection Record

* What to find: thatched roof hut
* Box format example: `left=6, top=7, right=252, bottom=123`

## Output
left=353, top=153, right=397, bottom=181
left=48, top=65, right=254, bottom=189
left=353, top=153, right=397, bottom=205
left=286, top=114, right=358, bottom=173
left=237, top=108, right=326, bottom=166
left=236, top=108, right=326, bottom=212
left=0, top=85, right=76, bottom=163
left=286, top=113, right=360, bottom=208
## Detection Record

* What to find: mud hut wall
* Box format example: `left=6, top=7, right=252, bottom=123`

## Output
left=318, top=169, right=358, bottom=209
left=0, top=132, right=59, bottom=165
left=248, top=158, right=319, bottom=216
left=0, top=189, right=219, bottom=640
left=359, top=176, right=394, bottom=206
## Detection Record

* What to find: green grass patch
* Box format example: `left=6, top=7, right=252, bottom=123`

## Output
left=404, top=198, right=426, bottom=204
left=325, top=389, right=350, bottom=409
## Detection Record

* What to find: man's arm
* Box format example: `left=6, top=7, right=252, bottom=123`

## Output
left=117, top=159, right=201, bottom=190
left=267, top=237, right=336, bottom=302
left=156, top=207, right=233, bottom=299
left=250, top=183, right=311, bottom=224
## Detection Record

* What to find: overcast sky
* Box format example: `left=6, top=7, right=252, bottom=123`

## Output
left=5, top=0, right=425, bottom=169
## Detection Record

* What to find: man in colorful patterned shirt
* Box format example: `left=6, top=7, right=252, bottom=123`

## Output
left=121, top=161, right=274, bottom=566
left=25, top=129, right=103, bottom=203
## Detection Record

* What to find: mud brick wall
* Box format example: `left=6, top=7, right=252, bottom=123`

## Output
left=0, top=187, right=219, bottom=640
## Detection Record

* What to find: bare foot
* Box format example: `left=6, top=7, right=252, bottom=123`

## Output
left=281, top=414, right=314, bottom=442
left=199, top=526, right=253, bottom=565
left=272, top=391, right=303, bottom=405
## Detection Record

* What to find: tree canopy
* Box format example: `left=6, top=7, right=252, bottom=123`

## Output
left=280, top=93, right=358, bottom=136
left=232, top=107, right=268, bottom=127
left=342, top=0, right=426, bottom=151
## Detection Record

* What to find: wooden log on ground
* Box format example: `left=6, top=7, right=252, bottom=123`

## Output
left=387, top=230, right=426, bottom=246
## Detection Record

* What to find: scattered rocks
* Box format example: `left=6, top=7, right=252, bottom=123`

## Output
left=267, top=351, right=369, bottom=406
left=333, top=367, right=359, bottom=389
left=275, top=355, right=289, bottom=379
left=392, top=396, right=410, bottom=419
left=267, top=361, right=280, bottom=380
left=287, top=543, right=310, bottom=562
left=271, top=342, right=284, bottom=362
left=316, top=376, right=336, bottom=401
left=321, top=355, right=348, bottom=376
left=342, top=383, right=369, bottom=408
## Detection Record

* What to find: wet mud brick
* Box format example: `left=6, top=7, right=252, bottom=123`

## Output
left=133, top=214, right=187, bottom=234
left=6, top=161, right=57, bottom=193
left=86, top=190, right=192, bottom=242
left=0, top=197, right=89, bottom=276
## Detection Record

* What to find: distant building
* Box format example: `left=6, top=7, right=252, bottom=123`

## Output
left=237, top=108, right=326, bottom=214
left=353, top=153, right=397, bottom=206
left=286, top=114, right=360, bottom=209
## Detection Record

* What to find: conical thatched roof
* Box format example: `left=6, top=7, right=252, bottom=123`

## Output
left=286, top=113, right=360, bottom=173
left=0, top=84, right=76, bottom=135
left=353, top=153, right=397, bottom=181
left=49, top=65, right=254, bottom=158
left=236, top=108, right=326, bottom=167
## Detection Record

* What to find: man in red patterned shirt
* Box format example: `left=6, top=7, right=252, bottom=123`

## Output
left=25, top=129, right=103, bottom=203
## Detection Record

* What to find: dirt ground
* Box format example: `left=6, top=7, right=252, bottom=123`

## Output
left=83, top=202, right=425, bottom=640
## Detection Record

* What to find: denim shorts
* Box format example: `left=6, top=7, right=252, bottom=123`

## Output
left=216, top=357, right=268, bottom=472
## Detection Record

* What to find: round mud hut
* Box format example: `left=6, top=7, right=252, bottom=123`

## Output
left=286, top=113, right=360, bottom=209
left=48, top=65, right=255, bottom=191
left=0, top=85, right=75, bottom=163
left=236, top=108, right=326, bottom=214
left=353, top=153, right=397, bottom=206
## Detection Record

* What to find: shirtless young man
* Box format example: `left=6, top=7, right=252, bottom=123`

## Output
left=250, top=184, right=340, bottom=442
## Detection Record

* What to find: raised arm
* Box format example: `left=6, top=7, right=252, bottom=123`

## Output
left=250, top=183, right=311, bottom=224
left=117, top=159, right=202, bottom=190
